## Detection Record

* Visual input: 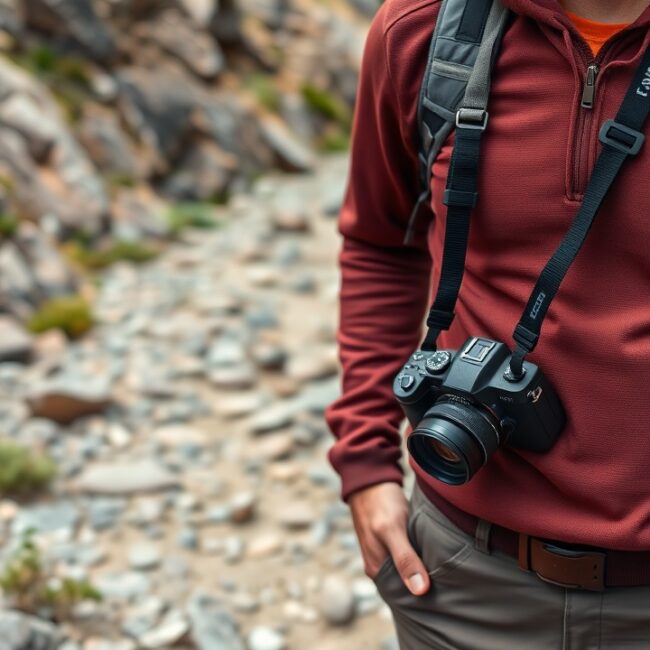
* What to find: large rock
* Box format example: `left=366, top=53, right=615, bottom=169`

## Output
left=176, top=0, right=218, bottom=27
left=194, top=94, right=275, bottom=173
left=187, top=593, right=245, bottom=650
left=26, top=378, right=112, bottom=424
left=209, top=0, right=241, bottom=44
left=0, top=240, right=36, bottom=319
left=118, top=66, right=199, bottom=173
left=0, top=0, right=23, bottom=39
left=111, top=187, right=170, bottom=241
left=0, top=315, right=32, bottom=362
left=14, top=222, right=78, bottom=297
left=162, top=140, right=237, bottom=202
left=144, top=10, right=225, bottom=80
left=77, top=108, right=142, bottom=180
left=259, top=116, right=315, bottom=173
left=13, top=501, right=81, bottom=535
left=0, top=61, right=109, bottom=237
left=21, top=0, right=116, bottom=62
left=0, top=610, right=65, bottom=650
left=77, top=460, right=180, bottom=495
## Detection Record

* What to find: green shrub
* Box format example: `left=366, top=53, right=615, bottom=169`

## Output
left=24, top=45, right=57, bottom=75
left=0, top=531, right=101, bottom=620
left=106, top=173, right=137, bottom=189
left=65, top=240, right=159, bottom=271
left=319, top=127, right=351, bottom=153
left=0, top=443, right=56, bottom=497
left=301, top=83, right=352, bottom=128
left=27, top=296, right=94, bottom=339
left=0, top=214, right=18, bottom=238
left=166, top=203, right=221, bottom=235
left=246, top=74, right=282, bottom=113
left=18, top=46, right=90, bottom=87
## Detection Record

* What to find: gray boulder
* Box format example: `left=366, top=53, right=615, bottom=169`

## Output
left=187, top=593, right=245, bottom=650
left=162, top=140, right=237, bottom=202
left=145, top=10, right=225, bottom=80
left=0, top=316, right=32, bottom=363
left=118, top=66, right=198, bottom=172
left=0, top=60, right=109, bottom=237
left=0, top=610, right=65, bottom=650
left=21, top=0, right=117, bottom=62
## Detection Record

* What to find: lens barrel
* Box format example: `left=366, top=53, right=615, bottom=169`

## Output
left=407, top=400, right=501, bottom=485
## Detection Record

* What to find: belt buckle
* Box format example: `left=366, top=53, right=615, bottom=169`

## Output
left=518, top=534, right=606, bottom=592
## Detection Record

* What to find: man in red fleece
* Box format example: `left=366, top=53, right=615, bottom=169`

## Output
left=325, top=0, right=650, bottom=646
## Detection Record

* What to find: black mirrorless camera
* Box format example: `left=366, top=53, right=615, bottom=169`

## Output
left=393, top=337, right=565, bottom=485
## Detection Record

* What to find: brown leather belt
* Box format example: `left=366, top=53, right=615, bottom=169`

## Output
left=417, top=478, right=650, bottom=591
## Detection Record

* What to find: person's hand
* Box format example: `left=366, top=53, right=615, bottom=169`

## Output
left=348, top=482, right=430, bottom=596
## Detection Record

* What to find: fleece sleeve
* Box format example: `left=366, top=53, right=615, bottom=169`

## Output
left=324, top=3, right=434, bottom=503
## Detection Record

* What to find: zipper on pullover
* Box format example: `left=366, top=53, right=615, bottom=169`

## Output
left=569, top=34, right=628, bottom=199
left=580, top=63, right=599, bottom=109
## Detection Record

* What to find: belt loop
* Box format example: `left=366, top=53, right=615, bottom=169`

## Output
left=474, top=519, right=492, bottom=554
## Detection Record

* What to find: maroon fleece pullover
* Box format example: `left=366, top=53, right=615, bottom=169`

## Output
left=325, top=0, right=650, bottom=550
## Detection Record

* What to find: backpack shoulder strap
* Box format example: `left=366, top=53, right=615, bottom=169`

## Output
left=404, top=0, right=510, bottom=244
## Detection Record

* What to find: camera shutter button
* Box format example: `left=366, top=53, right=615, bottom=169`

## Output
left=400, top=374, right=416, bottom=391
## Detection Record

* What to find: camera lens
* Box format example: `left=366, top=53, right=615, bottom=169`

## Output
left=407, top=399, right=501, bottom=485
left=429, top=440, right=462, bottom=464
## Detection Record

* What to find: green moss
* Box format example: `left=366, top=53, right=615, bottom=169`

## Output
left=0, top=531, right=101, bottom=620
left=246, top=74, right=282, bottom=113
left=65, top=240, right=160, bottom=271
left=318, top=127, right=351, bottom=153
left=11, top=46, right=91, bottom=124
left=0, top=443, right=56, bottom=497
left=25, top=45, right=57, bottom=75
left=0, top=175, right=16, bottom=194
left=52, top=87, right=85, bottom=125
left=27, top=296, right=94, bottom=339
left=17, top=46, right=91, bottom=86
left=55, top=57, right=91, bottom=87
left=0, top=214, right=18, bottom=238
left=106, top=173, right=137, bottom=189
left=166, top=203, right=221, bottom=235
left=301, top=83, right=352, bottom=128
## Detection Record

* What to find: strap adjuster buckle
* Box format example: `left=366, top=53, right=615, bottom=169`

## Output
left=456, top=108, right=489, bottom=131
left=598, top=119, right=645, bottom=155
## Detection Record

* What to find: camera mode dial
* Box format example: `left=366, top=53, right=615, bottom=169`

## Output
left=426, top=351, right=452, bottom=374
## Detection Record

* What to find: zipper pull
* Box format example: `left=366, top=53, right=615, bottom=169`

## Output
left=581, top=64, right=599, bottom=109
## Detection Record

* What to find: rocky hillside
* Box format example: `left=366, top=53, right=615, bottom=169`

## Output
left=0, top=0, right=376, bottom=332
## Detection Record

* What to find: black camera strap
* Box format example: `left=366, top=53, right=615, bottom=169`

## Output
left=421, top=41, right=650, bottom=377
left=421, top=110, right=488, bottom=352
left=509, top=45, right=650, bottom=378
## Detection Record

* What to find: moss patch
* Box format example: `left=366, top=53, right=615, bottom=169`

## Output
left=246, top=73, right=282, bottom=113
left=0, top=531, right=101, bottom=620
left=27, top=296, right=94, bottom=339
left=301, top=83, right=352, bottom=129
left=0, top=213, right=18, bottom=238
left=64, top=240, right=160, bottom=271
left=0, top=443, right=56, bottom=497
left=166, top=203, right=221, bottom=235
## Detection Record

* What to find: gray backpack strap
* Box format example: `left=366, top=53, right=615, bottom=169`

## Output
left=403, top=0, right=509, bottom=244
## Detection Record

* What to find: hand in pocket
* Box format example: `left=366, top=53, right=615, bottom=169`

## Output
left=348, top=482, right=431, bottom=596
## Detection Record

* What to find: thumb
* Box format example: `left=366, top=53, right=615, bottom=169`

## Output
left=385, top=530, right=430, bottom=596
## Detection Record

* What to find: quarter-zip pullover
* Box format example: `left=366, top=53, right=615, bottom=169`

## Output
left=325, top=0, right=650, bottom=550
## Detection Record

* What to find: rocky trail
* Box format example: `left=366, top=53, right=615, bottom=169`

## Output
left=0, top=153, right=407, bottom=650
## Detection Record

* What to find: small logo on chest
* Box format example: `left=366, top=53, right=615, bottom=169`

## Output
left=636, top=66, right=650, bottom=97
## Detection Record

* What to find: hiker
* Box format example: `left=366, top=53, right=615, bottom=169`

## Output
left=325, top=0, right=650, bottom=647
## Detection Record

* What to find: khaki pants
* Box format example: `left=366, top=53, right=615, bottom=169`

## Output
left=371, top=481, right=650, bottom=649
